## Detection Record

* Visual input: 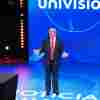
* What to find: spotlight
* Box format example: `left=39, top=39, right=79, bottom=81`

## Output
left=4, top=45, right=10, bottom=51
left=20, top=13, right=24, bottom=16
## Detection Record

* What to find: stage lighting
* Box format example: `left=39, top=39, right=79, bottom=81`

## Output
left=20, top=13, right=24, bottom=16
left=4, top=45, right=10, bottom=51
left=20, top=19, right=25, bottom=49
left=20, top=0, right=24, bottom=8
left=0, top=40, right=16, bottom=56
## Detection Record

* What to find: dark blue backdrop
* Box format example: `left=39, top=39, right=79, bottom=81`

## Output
left=28, top=0, right=100, bottom=64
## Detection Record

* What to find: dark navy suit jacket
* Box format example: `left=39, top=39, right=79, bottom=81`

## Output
left=40, top=37, right=64, bottom=63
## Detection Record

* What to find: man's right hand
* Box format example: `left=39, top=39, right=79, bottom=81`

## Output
left=31, top=49, right=45, bottom=61
left=33, top=49, right=41, bottom=55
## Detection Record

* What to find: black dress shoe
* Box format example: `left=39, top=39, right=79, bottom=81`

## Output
left=56, top=92, right=59, bottom=95
left=46, top=92, right=50, bottom=96
left=53, top=92, right=59, bottom=95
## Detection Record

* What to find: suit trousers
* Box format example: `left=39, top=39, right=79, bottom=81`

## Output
left=45, top=60, right=59, bottom=94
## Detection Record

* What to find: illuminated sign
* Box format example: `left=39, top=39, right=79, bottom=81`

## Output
left=38, top=0, right=100, bottom=10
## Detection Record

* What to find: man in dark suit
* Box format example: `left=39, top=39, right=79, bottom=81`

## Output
left=39, top=27, right=69, bottom=97
left=32, top=27, right=68, bottom=97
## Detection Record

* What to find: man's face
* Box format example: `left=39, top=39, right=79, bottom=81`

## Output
left=49, top=28, right=56, bottom=38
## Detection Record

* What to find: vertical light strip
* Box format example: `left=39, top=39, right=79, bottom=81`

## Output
left=20, top=0, right=24, bottom=8
left=19, top=0, right=25, bottom=49
left=20, top=19, right=24, bottom=48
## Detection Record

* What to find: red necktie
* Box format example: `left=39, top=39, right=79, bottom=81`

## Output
left=52, top=36, right=54, bottom=48
left=50, top=36, right=55, bottom=60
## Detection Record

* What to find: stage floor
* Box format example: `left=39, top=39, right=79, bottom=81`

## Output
left=0, top=62, right=100, bottom=100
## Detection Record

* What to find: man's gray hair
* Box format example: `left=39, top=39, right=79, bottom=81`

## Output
left=48, top=27, right=57, bottom=32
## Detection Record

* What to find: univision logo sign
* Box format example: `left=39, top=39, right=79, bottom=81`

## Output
left=38, top=0, right=100, bottom=10
left=37, top=0, right=100, bottom=32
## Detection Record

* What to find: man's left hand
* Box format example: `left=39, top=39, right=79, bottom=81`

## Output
left=62, top=52, right=69, bottom=58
